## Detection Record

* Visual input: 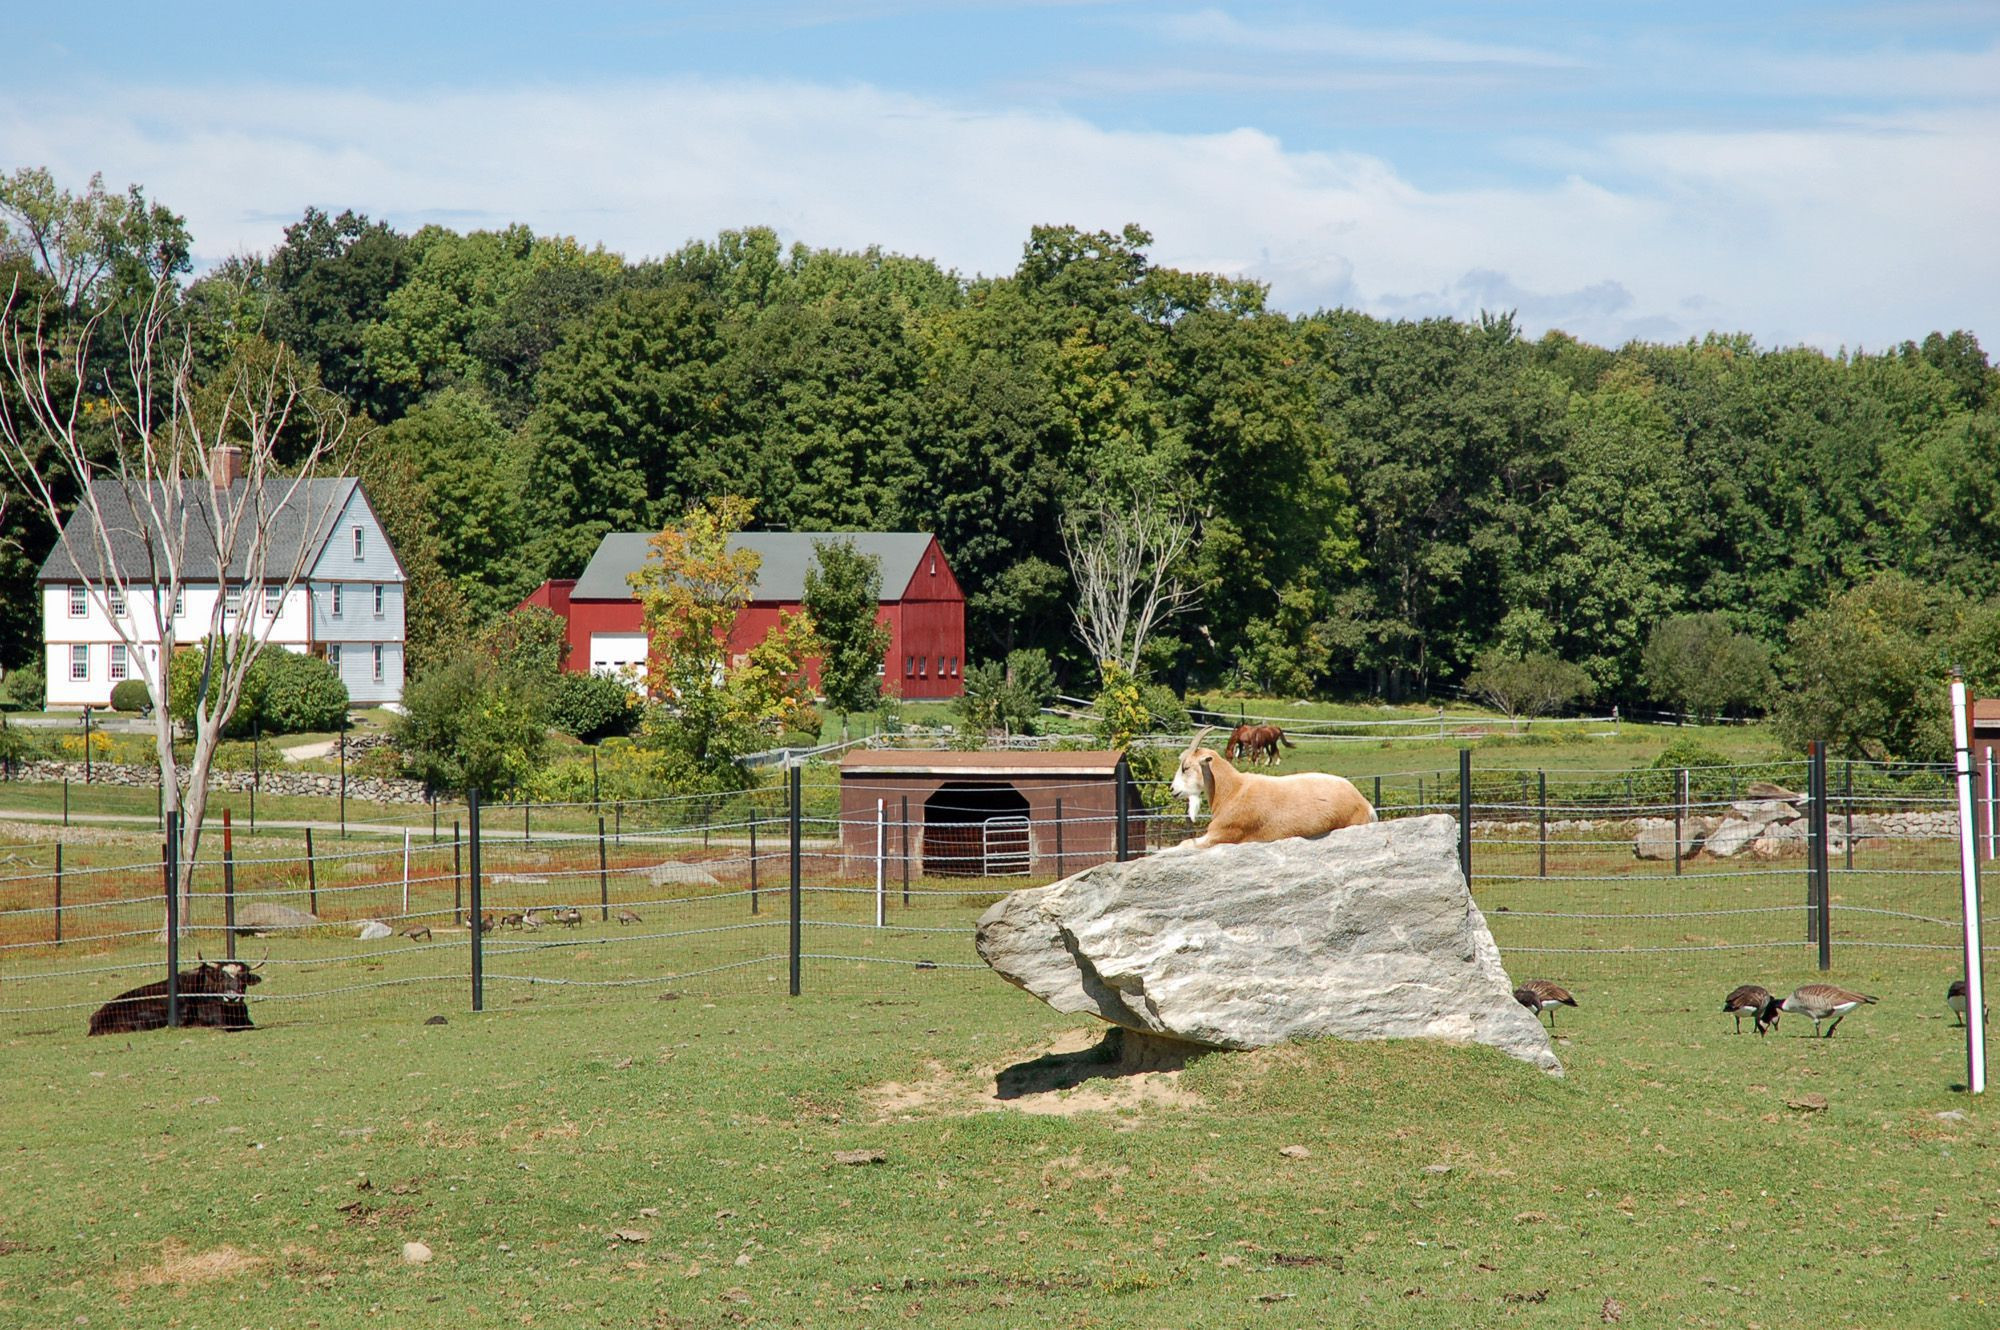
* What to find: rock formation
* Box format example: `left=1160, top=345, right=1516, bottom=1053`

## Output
left=976, top=814, right=1561, bottom=1074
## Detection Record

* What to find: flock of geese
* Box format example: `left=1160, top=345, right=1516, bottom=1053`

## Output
left=1510, top=977, right=1987, bottom=1038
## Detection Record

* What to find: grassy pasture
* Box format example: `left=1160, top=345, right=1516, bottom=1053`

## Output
left=2, top=807, right=1998, bottom=1327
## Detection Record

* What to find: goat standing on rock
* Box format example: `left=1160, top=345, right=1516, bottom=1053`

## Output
left=1169, top=727, right=1375, bottom=848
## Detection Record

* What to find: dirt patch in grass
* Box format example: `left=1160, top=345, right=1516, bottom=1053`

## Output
left=866, top=1026, right=1208, bottom=1120
left=113, top=1237, right=266, bottom=1290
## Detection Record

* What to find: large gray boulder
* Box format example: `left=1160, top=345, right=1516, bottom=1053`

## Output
left=235, top=901, right=321, bottom=931
left=976, top=814, right=1561, bottom=1074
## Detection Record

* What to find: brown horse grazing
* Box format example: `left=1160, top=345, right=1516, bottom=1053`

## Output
left=1224, top=724, right=1294, bottom=766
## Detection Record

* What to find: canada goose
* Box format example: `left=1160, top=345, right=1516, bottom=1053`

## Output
left=499, top=913, right=524, bottom=930
left=1723, top=984, right=1778, bottom=1035
left=520, top=910, right=542, bottom=931
left=1513, top=979, right=1578, bottom=1030
left=1947, top=978, right=1988, bottom=1027
left=1780, top=984, right=1877, bottom=1037
left=615, top=908, right=642, bottom=926
left=400, top=925, right=432, bottom=943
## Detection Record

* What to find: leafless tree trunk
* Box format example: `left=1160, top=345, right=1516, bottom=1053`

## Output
left=1, top=275, right=354, bottom=932
left=1061, top=495, right=1201, bottom=677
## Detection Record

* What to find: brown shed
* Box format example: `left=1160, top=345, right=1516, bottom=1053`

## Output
left=1970, top=699, right=2000, bottom=859
left=837, top=749, right=1146, bottom=878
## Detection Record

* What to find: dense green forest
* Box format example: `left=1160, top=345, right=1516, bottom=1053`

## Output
left=4, top=172, right=1998, bottom=753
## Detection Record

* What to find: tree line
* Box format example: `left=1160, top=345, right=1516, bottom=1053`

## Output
left=5, top=170, right=2000, bottom=761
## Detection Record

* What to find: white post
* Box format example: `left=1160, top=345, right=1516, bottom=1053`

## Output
left=402, top=828, right=412, bottom=915
left=1950, top=674, right=1987, bottom=1094
left=874, top=799, right=886, bottom=928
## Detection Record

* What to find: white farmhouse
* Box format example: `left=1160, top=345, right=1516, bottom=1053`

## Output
left=37, top=453, right=407, bottom=709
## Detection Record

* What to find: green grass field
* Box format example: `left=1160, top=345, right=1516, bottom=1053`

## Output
left=2, top=809, right=1996, bottom=1327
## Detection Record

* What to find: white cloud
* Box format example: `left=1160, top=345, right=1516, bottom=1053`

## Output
left=1, top=76, right=1994, bottom=350
left=1155, top=8, right=1582, bottom=68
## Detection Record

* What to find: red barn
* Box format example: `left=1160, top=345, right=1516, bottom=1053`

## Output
left=521, top=532, right=966, bottom=699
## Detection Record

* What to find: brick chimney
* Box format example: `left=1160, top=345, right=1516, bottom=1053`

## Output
left=211, top=444, right=245, bottom=490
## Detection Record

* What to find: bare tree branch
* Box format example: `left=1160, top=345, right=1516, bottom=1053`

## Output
left=1061, top=495, right=1201, bottom=677
left=1, top=275, right=356, bottom=931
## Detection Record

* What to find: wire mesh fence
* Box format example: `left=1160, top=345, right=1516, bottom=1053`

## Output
left=0, top=754, right=1986, bottom=1036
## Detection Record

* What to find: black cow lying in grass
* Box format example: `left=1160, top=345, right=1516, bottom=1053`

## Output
left=86, top=958, right=263, bottom=1036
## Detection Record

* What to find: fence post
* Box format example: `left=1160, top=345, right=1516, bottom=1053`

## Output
left=1674, top=768, right=1686, bottom=877
left=305, top=826, right=317, bottom=917
left=402, top=828, right=412, bottom=917
left=749, top=815, right=760, bottom=915
left=597, top=816, right=609, bottom=923
left=251, top=718, right=259, bottom=833
left=452, top=821, right=463, bottom=924
left=788, top=764, right=802, bottom=998
left=223, top=808, right=236, bottom=961
left=338, top=719, right=346, bottom=839
left=1844, top=759, right=1854, bottom=871
left=1537, top=770, right=1548, bottom=878
left=524, top=801, right=530, bottom=844
left=164, top=809, right=180, bottom=1029
left=592, top=748, right=600, bottom=813
left=53, top=843, right=62, bottom=945
left=62, top=778, right=68, bottom=828
left=1115, top=759, right=1131, bottom=863
left=615, top=801, right=623, bottom=846
left=875, top=799, right=886, bottom=928
left=1056, top=796, right=1065, bottom=879
left=1808, top=740, right=1824, bottom=948
left=1374, top=775, right=1382, bottom=816
left=901, top=795, right=911, bottom=906
left=1812, top=741, right=1831, bottom=970
left=1457, top=749, right=1472, bottom=886
left=469, top=787, right=484, bottom=1012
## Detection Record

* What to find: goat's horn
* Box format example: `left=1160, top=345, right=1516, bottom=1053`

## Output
left=1188, top=725, right=1214, bottom=751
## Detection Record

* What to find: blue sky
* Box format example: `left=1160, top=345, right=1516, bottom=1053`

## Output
left=4, top=2, right=1996, bottom=350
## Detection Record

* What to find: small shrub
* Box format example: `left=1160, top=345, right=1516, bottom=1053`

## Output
left=548, top=672, right=639, bottom=742
left=109, top=679, right=152, bottom=713
left=258, top=650, right=349, bottom=734
left=4, top=659, right=45, bottom=711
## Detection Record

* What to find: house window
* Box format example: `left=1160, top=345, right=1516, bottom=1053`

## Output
left=331, top=585, right=344, bottom=618
left=264, top=583, right=282, bottom=616
left=223, top=586, right=241, bottom=616
left=172, top=588, right=185, bottom=618
left=108, top=586, right=127, bottom=617
left=373, top=584, right=384, bottom=617
left=70, top=644, right=89, bottom=681
left=109, top=644, right=128, bottom=681
left=328, top=644, right=342, bottom=671
left=352, top=525, right=365, bottom=560
left=373, top=644, right=384, bottom=683
left=68, top=585, right=86, bottom=618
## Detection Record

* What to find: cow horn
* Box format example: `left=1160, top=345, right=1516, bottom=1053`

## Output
left=251, top=952, right=268, bottom=972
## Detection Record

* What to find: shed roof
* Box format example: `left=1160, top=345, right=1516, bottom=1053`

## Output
left=573, top=531, right=937, bottom=603
left=840, top=749, right=1129, bottom=778
left=37, top=477, right=361, bottom=582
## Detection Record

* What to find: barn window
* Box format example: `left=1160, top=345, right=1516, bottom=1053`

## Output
left=905, top=655, right=914, bottom=677
left=918, top=657, right=927, bottom=678
left=68, top=585, right=86, bottom=618
left=70, top=644, right=89, bottom=681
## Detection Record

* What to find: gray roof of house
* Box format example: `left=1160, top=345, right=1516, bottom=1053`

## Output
left=573, top=531, right=936, bottom=602
left=36, top=477, right=361, bottom=583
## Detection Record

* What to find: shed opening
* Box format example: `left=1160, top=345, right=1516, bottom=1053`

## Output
left=923, top=781, right=1031, bottom=877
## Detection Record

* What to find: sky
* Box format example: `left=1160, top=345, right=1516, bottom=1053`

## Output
left=2, top=1, right=1996, bottom=351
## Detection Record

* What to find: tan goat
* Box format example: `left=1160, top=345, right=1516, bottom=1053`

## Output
left=1168, top=727, right=1375, bottom=848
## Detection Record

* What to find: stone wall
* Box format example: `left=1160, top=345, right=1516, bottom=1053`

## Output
left=0, top=760, right=432, bottom=805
